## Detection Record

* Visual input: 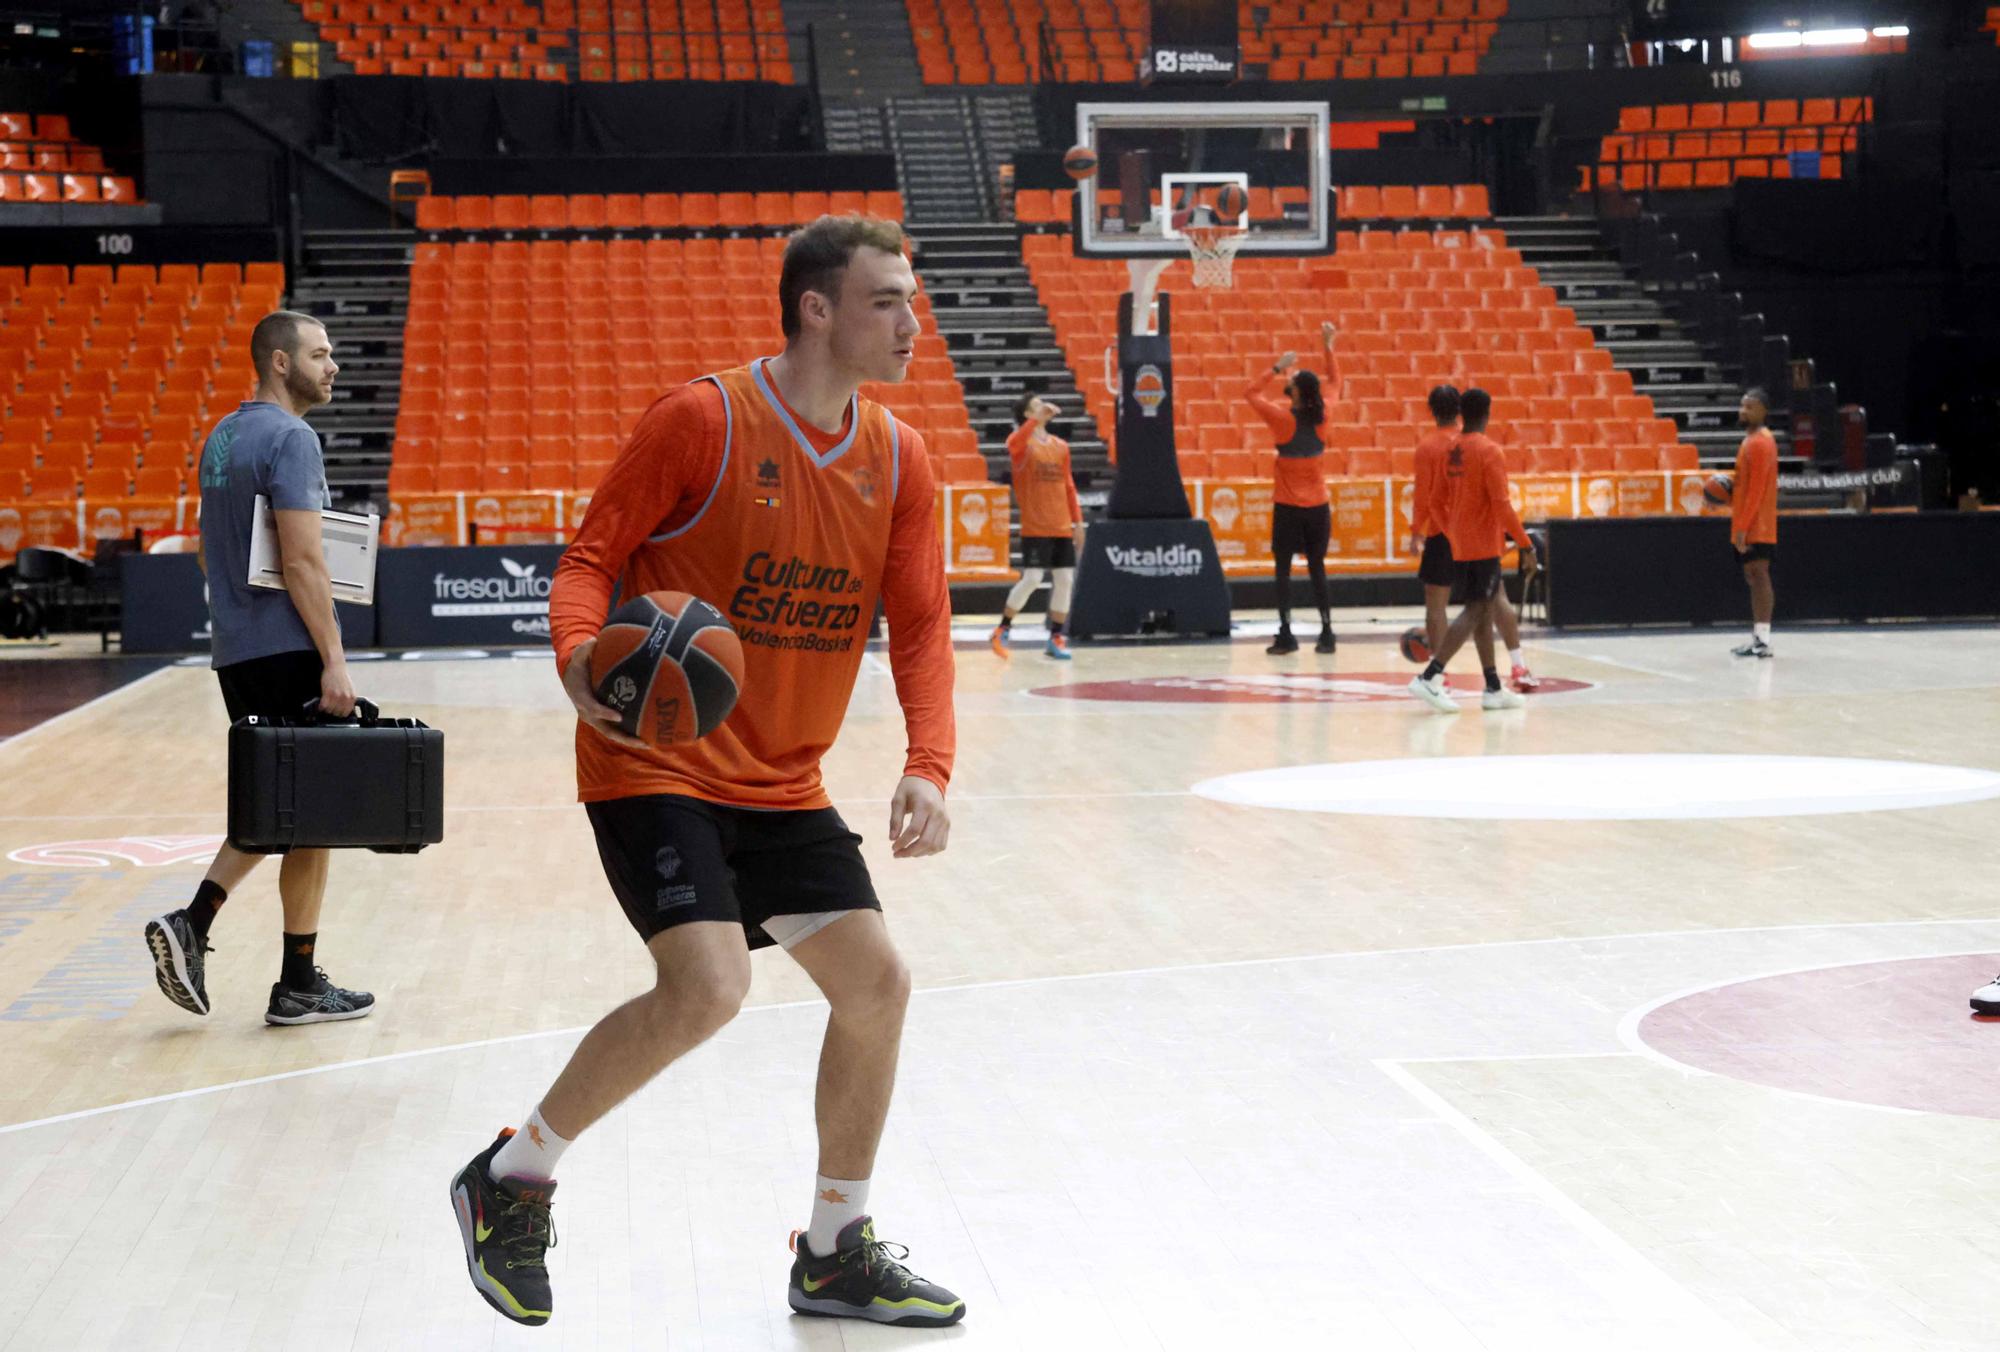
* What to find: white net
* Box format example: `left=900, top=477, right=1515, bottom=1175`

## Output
left=1185, top=225, right=1246, bottom=289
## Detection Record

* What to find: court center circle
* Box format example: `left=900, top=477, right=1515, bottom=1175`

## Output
left=1191, top=754, right=2000, bottom=820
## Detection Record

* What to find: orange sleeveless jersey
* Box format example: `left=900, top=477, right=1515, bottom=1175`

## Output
left=1244, top=367, right=1337, bottom=509
left=549, top=359, right=956, bottom=810
left=1006, top=423, right=1081, bottom=539
left=1732, top=426, right=1779, bottom=545
left=1411, top=427, right=1457, bottom=537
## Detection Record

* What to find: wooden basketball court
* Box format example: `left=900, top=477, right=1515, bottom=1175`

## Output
left=3, top=616, right=1997, bottom=1350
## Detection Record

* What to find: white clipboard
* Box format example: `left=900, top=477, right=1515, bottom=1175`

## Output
left=247, top=495, right=380, bottom=606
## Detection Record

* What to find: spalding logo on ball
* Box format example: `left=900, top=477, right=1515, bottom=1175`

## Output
left=590, top=591, right=745, bottom=746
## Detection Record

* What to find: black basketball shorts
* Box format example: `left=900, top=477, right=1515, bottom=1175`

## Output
left=585, top=793, right=880, bottom=951
left=1020, top=536, right=1078, bottom=570
left=1451, top=556, right=1504, bottom=604
left=1418, top=534, right=1455, bottom=588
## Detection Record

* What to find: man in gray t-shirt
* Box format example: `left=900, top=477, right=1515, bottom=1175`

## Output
left=144, top=309, right=375, bottom=1029
left=197, top=398, right=333, bottom=669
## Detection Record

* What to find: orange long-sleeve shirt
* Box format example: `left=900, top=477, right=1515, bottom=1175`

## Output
left=1412, top=426, right=1457, bottom=538
left=1444, top=431, right=1532, bottom=561
left=550, top=363, right=955, bottom=809
left=1006, top=421, right=1081, bottom=539
left=1245, top=363, right=1341, bottom=509
left=1732, top=426, right=1779, bottom=545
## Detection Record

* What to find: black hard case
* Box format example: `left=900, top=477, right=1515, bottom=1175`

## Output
left=227, top=700, right=445, bottom=854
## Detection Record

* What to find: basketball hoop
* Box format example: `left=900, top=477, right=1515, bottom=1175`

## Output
left=1184, top=223, right=1245, bottom=289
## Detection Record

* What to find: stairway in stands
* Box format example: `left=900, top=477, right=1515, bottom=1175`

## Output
left=1501, top=215, right=1768, bottom=465
left=291, top=228, right=410, bottom=505
left=889, top=91, right=1037, bottom=226
left=909, top=223, right=1107, bottom=486
left=785, top=0, right=925, bottom=104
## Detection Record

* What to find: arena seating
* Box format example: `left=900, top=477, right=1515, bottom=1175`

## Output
left=1593, top=97, right=1870, bottom=191
left=1245, top=0, right=1507, bottom=81
left=914, top=0, right=1148, bottom=83
left=1015, top=184, right=1491, bottom=225
left=298, top=0, right=795, bottom=82
left=0, top=113, right=140, bottom=207
left=0, top=262, right=278, bottom=501
left=1023, top=228, right=1698, bottom=478
left=413, top=188, right=900, bottom=232
left=392, top=219, right=987, bottom=497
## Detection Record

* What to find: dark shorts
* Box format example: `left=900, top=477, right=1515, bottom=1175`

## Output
left=1735, top=542, right=1776, bottom=565
left=1020, top=535, right=1077, bottom=570
left=1271, top=502, right=1332, bottom=558
left=1451, top=556, right=1503, bottom=604
left=1418, top=533, right=1455, bottom=588
left=216, top=648, right=323, bottom=723
left=585, top=793, right=880, bottom=951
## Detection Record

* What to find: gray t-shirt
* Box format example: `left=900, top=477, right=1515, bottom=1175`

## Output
left=197, top=400, right=334, bottom=669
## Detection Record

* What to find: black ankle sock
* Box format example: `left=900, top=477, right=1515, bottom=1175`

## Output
left=1483, top=667, right=1502, bottom=692
left=997, top=615, right=1012, bottom=630
left=282, top=932, right=319, bottom=989
left=1048, top=619, right=1064, bottom=638
left=1421, top=659, right=1443, bottom=682
left=188, top=880, right=226, bottom=940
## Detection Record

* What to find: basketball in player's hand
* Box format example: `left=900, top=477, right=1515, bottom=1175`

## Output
left=1703, top=473, right=1734, bottom=506
left=590, top=592, right=744, bottom=747
left=1400, top=627, right=1432, bottom=665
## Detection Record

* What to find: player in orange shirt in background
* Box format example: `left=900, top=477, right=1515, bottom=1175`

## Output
left=989, top=392, right=1084, bottom=660
left=1408, top=388, right=1532, bottom=714
left=1409, top=384, right=1540, bottom=689
left=1245, top=320, right=1339, bottom=654
left=1730, top=387, right=1779, bottom=659
left=448, top=216, right=965, bottom=1331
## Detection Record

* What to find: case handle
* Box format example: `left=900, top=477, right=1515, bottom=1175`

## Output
left=301, top=697, right=380, bottom=724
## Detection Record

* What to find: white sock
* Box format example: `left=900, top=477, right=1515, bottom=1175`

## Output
left=807, top=1175, right=869, bottom=1257
left=1508, top=647, right=1525, bottom=668
left=489, top=1106, right=571, bottom=1183
left=1754, top=623, right=1772, bottom=643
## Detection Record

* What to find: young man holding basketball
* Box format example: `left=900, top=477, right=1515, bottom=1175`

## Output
left=1409, top=385, right=1539, bottom=689
left=989, top=391, right=1083, bottom=660
left=449, top=215, right=964, bottom=1329
left=1408, top=388, right=1531, bottom=714
left=1245, top=321, right=1339, bottom=654
left=1731, top=387, right=1779, bottom=659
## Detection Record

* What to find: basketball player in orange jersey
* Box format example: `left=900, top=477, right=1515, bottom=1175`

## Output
left=989, top=391, right=1083, bottom=660
left=1730, top=386, right=1779, bottom=659
left=1246, top=320, right=1338, bottom=654
left=448, top=216, right=965, bottom=1330
left=1408, top=388, right=1531, bottom=713
left=1409, top=384, right=1540, bottom=689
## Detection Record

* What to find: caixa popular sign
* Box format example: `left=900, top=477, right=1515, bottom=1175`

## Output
left=1145, top=46, right=1239, bottom=81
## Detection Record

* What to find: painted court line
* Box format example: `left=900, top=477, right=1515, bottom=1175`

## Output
left=1373, top=1058, right=1756, bottom=1348
left=0, top=666, right=172, bottom=752
left=4, top=917, right=1995, bottom=1139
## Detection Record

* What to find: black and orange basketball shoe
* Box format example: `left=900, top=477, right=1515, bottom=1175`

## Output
left=450, top=1130, right=557, bottom=1326
left=787, top=1216, right=965, bottom=1326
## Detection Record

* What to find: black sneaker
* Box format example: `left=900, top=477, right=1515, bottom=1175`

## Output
left=1266, top=628, right=1298, bottom=655
left=1314, top=626, right=1336, bottom=654
left=144, top=909, right=209, bottom=1016
left=788, top=1216, right=965, bottom=1327
left=450, top=1130, right=557, bottom=1326
left=264, top=968, right=374, bottom=1025
left=1731, top=638, right=1774, bottom=659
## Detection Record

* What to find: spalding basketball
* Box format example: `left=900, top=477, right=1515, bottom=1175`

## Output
left=1215, top=183, right=1249, bottom=221
left=1702, top=473, right=1733, bottom=506
left=1062, top=145, right=1098, bottom=180
left=1399, top=626, right=1432, bottom=665
left=589, top=591, right=744, bottom=747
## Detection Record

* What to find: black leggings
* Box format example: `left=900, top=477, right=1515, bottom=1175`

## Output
left=1271, top=502, right=1332, bottom=625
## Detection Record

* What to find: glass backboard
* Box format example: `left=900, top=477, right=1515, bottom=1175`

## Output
left=1074, top=101, right=1332, bottom=259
